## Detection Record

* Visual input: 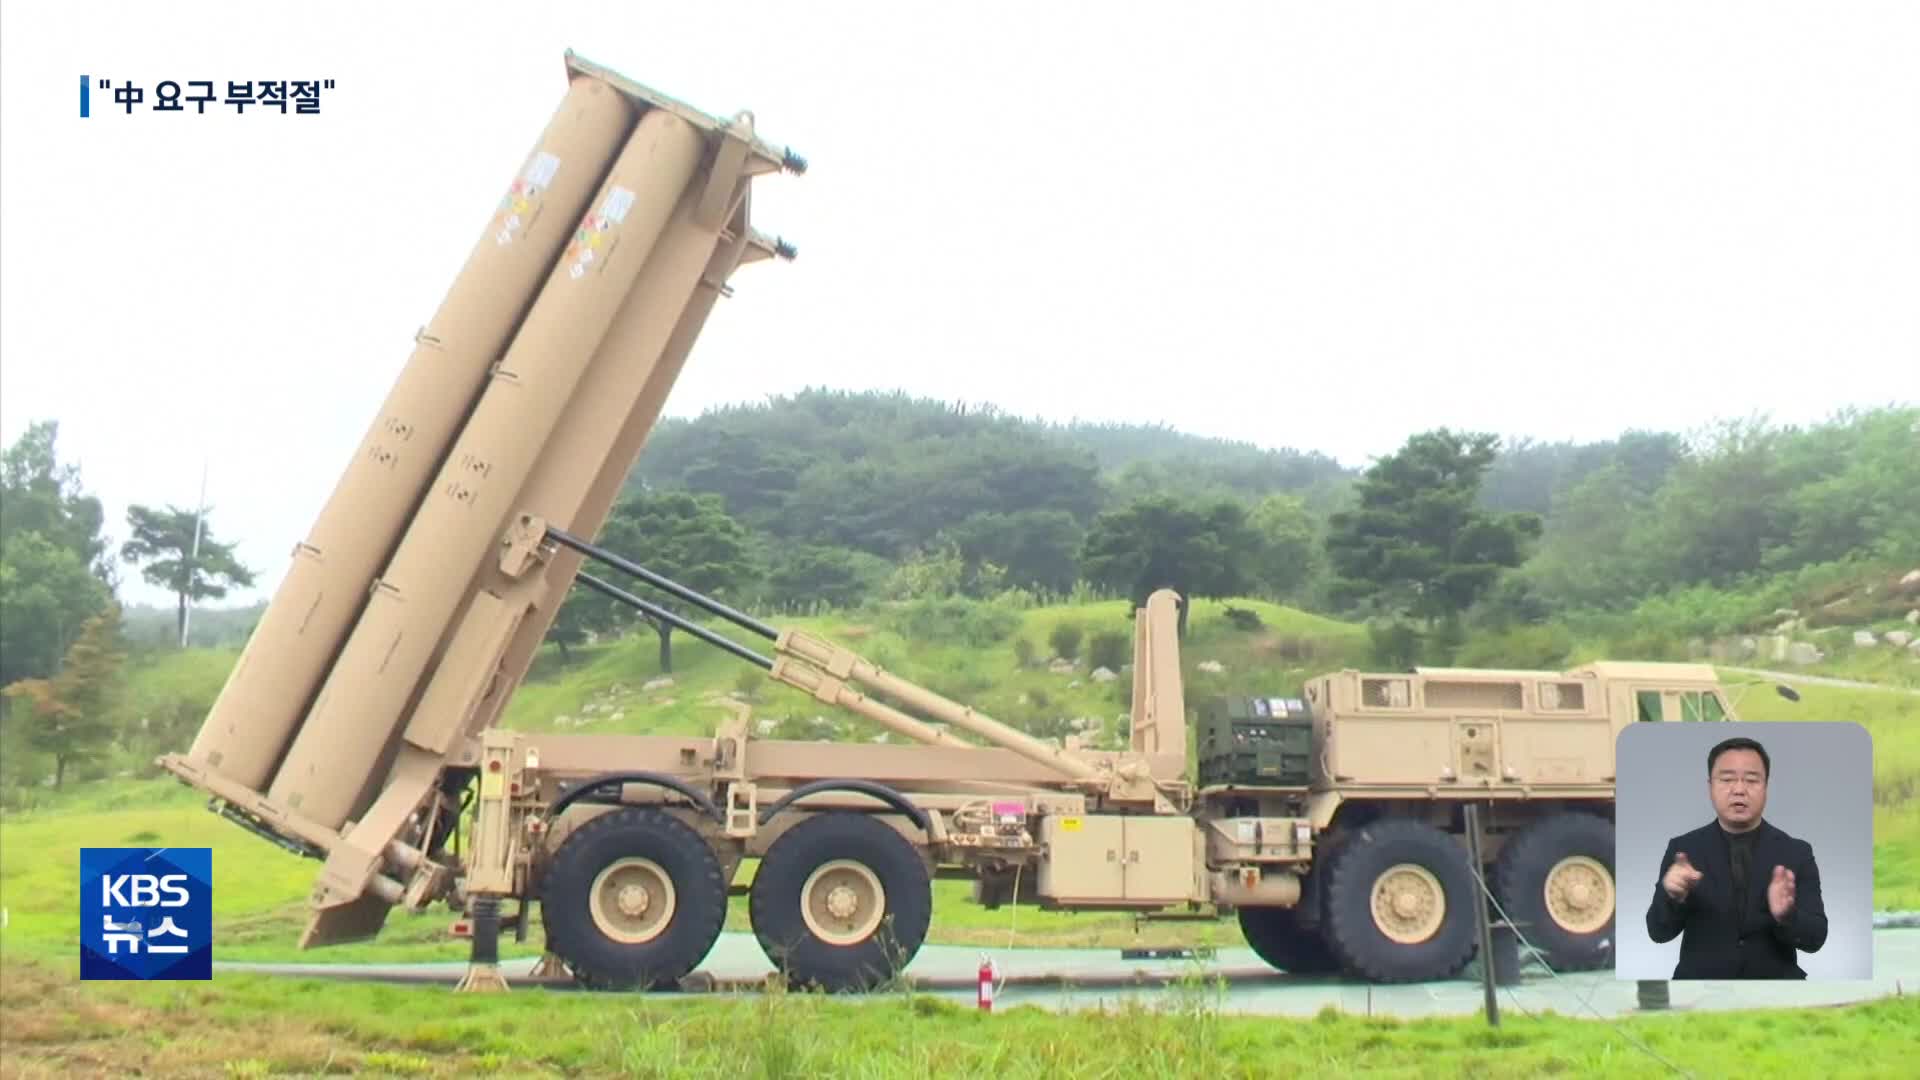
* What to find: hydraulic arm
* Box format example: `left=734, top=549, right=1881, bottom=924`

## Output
left=541, top=523, right=1182, bottom=809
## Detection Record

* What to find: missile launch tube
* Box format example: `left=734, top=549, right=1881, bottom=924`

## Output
left=458, top=229, right=748, bottom=740
left=182, top=75, right=638, bottom=792
left=265, top=109, right=708, bottom=829
left=384, top=175, right=750, bottom=775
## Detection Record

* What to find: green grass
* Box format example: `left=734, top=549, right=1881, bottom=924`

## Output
left=1, top=952, right=1913, bottom=1078
left=0, top=778, right=547, bottom=966
left=1729, top=676, right=1920, bottom=909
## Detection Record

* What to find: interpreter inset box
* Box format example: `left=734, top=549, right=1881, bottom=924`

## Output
left=1614, top=721, right=1873, bottom=981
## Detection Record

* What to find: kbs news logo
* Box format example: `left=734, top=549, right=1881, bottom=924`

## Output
left=80, top=848, right=212, bottom=980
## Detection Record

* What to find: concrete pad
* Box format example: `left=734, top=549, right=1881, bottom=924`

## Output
left=213, top=928, right=1920, bottom=1018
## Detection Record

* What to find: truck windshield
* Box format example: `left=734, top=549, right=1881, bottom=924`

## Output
left=1680, top=690, right=1728, bottom=722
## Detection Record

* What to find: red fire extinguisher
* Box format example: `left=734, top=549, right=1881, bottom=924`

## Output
left=977, top=955, right=997, bottom=1012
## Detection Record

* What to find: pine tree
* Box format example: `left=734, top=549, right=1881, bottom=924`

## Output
left=3, top=605, right=126, bottom=787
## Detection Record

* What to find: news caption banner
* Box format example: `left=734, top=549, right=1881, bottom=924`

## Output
left=79, top=78, right=335, bottom=116
left=80, top=848, right=212, bottom=981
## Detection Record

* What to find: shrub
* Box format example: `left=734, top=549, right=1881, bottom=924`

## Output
left=1022, top=714, right=1076, bottom=742
left=1049, top=622, right=1084, bottom=662
left=1088, top=630, right=1129, bottom=672
left=1367, top=621, right=1421, bottom=670
left=1271, top=634, right=1318, bottom=664
left=1224, top=606, right=1264, bottom=631
left=733, top=669, right=764, bottom=702
left=1453, top=624, right=1576, bottom=670
left=893, top=596, right=1020, bottom=648
left=1605, top=627, right=1683, bottom=662
left=1012, top=636, right=1037, bottom=668
left=990, top=586, right=1040, bottom=611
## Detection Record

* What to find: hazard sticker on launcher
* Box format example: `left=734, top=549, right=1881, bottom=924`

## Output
left=494, top=151, right=561, bottom=247
left=565, top=185, right=634, bottom=279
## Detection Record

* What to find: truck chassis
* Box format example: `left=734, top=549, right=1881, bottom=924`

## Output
left=170, top=515, right=1740, bottom=992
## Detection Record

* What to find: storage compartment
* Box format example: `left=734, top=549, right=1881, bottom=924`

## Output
left=1197, top=695, right=1314, bottom=788
left=1037, top=814, right=1200, bottom=904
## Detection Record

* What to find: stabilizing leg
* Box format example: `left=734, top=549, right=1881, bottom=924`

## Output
left=455, top=897, right=511, bottom=993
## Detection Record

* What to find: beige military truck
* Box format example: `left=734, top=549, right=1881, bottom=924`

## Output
left=156, top=51, right=1759, bottom=993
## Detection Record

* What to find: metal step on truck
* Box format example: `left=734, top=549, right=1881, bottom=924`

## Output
left=159, top=51, right=1766, bottom=993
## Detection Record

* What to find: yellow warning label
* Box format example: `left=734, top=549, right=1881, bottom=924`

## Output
left=1060, top=817, right=1082, bottom=832
left=480, top=771, right=505, bottom=799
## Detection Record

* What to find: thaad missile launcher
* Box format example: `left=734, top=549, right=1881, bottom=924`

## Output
left=162, top=52, right=1761, bottom=993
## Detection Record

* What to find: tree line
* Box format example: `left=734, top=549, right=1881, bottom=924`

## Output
left=562, top=392, right=1917, bottom=671
left=1, top=421, right=254, bottom=788
left=3, top=396, right=1914, bottom=792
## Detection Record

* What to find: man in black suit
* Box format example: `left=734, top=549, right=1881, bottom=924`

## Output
left=1645, top=735, right=1828, bottom=979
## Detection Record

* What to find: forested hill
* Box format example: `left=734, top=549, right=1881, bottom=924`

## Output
left=615, top=391, right=1918, bottom=626
left=624, top=388, right=1356, bottom=557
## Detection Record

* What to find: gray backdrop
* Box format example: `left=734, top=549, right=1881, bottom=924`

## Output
left=1613, top=721, right=1874, bottom=980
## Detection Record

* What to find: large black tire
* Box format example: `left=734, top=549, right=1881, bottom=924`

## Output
left=1492, top=812, right=1616, bottom=972
left=538, top=807, right=727, bottom=991
left=748, top=812, right=932, bottom=992
left=1238, top=903, right=1341, bottom=975
left=1320, top=818, right=1479, bottom=983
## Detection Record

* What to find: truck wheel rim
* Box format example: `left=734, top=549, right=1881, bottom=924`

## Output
left=1543, top=855, right=1613, bottom=934
left=1370, top=862, right=1445, bottom=944
left=589, top=856, right=677, bottom=944
left=801, top=858, right=885, bottom=946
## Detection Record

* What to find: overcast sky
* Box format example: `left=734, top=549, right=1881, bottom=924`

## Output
left=3, top=1, right=1915, bottom=611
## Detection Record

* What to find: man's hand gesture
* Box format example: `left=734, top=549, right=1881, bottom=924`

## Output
left=1768, top=865, right=1797, bottom=921
left=1663, top=851, right=1703, bottom=902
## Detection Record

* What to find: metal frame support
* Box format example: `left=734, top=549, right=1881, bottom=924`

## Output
left=1463, top=802, right=1500, bottom=1027
left=453, top=896, right=510, bottom=993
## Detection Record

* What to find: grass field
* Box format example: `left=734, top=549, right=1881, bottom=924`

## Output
left=4, top=598, right=1919, bottom=1076
left=1, top=952, right=1914, bottom=1078
left=1728, top=676, right=1920, bottom=910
